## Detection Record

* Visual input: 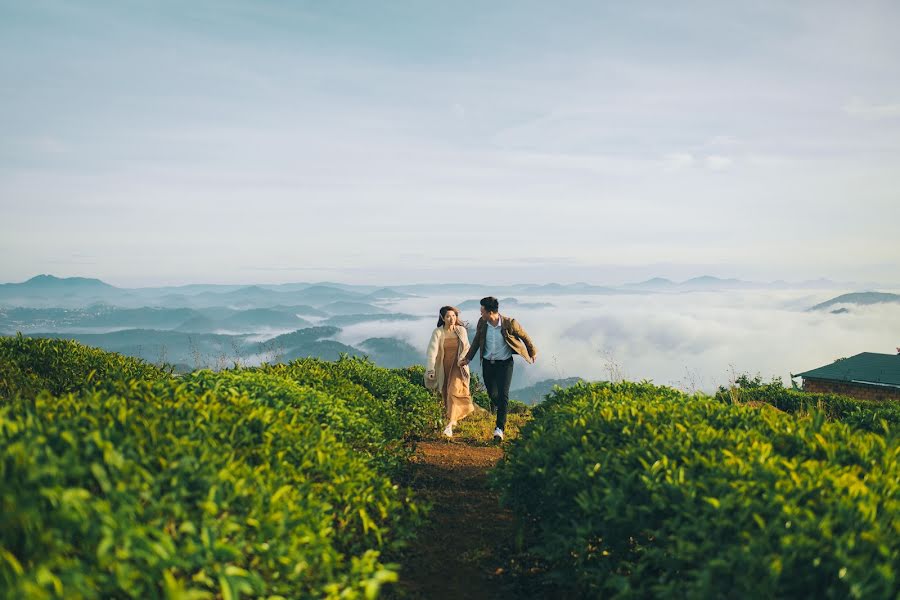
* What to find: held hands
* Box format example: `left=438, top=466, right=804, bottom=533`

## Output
left=458, top=357, right=469, bottom=367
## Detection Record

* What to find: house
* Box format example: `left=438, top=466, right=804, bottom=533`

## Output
left=794, top=352, right=900, bottom=402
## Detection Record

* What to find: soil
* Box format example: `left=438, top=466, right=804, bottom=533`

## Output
left=388, top=439, right=542, bottom=599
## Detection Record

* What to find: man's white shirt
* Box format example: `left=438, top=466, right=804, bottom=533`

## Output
left=484, top=315, right=513, bottom=361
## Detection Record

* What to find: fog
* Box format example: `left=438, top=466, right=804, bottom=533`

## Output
left=332, top=288, right=900, bottom=393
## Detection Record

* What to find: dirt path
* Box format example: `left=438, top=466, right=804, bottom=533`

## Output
left=390, top=440, right=524, bottom=599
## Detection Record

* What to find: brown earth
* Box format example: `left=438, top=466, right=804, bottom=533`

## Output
left=388, top=436, right=545, bottom=600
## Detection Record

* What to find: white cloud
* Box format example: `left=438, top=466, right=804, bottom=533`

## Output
left=662, top=152, right=695, bottom=171
left=844, top=97, right=900, bottom=120
left=705, top=155, right=734, bottom=170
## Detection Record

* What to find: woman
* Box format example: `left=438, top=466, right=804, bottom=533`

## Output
left=425, top=305, right=475, bottom=438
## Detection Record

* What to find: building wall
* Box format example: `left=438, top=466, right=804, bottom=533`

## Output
left=803, top=378, right=900, bottom=402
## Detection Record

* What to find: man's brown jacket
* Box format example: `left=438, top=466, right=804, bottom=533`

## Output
left=465, top=316, right=537, bottom=364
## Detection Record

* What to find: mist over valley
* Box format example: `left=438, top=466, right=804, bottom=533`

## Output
left=3, top=275, right=898, bottom=395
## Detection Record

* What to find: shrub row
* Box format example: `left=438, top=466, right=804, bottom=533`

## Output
left=1, top=340, right=438, bottom=598
left=258, top=357, right=442, bottom=444
left=716, top=384, right=900, bottom=436
left=1, top=380, right=419, bottom=599
left=0, top=334, right=170, bottom=402
left=494, top=381, right=900, bottom=599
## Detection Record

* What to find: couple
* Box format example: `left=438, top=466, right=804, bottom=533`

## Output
left=425, top=296, right=537, bottom=442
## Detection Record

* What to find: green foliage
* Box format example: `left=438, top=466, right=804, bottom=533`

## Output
left=0, top=340, right=431, bottom=599
left=0, top=334, right=170, bottom=402
left=258, top=357, right=442, bottom=443
left=495, top=381, right=900, bottom=599
left=0, top=380, right=419, bottom=599
left=715, top=378, right=899, bottom=436
left=324, top=357, right=441, bottom=440
left=179, top=368, right=405, bottom=475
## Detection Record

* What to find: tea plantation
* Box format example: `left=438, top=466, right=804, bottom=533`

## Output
left=2, top=336, right=898, bottom=598
left=0, top=336, right=440, bottom=599
left=494, top=381, right=899, bottom=598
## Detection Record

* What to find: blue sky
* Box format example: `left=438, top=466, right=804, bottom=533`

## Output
left=1, top=1, right=899, bottom=286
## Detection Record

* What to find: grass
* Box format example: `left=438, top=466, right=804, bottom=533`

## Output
left=429, top=405, right=531, bottom=445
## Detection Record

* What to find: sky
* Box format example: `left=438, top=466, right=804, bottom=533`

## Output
left=1, top=0, right=899, bottom=287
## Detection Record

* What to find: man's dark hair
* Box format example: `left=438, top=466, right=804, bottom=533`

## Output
left=480, top=296, right=499, bottom=313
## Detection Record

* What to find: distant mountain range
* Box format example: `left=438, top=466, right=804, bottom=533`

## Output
left=457, top=298, right=554, bottom=311
left=624, top=276, right=849, bottom=291
left=18, top=325, right=424, bottom=372
left=1, top=274, right=877, bottom=311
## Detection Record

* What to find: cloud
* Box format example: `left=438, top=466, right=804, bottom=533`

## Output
left=705, top=155, right=734, bottom=170
left=481, top=288, right=900, bottom=393
left=247, top=286, right=900, bottom=395
left=662, top=152, right=695, bottom=171
left=843, top=98, right=900, bottom=120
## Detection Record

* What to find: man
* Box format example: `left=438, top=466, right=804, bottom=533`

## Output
left=459, top=296, right=537, bottom=442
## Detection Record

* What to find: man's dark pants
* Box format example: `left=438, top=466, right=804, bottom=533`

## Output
left=482, top=357, right=514, bottom=431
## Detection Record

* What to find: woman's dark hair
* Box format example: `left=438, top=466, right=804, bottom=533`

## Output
left=437, top=305, right=466, bottom=328
left=480, top=296, right=499, bottom=313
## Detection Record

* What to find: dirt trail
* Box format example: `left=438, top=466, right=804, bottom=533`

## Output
left=391, top=440, right=525, bottom=599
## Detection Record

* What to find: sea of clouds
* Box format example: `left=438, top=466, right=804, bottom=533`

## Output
left=332, top=287, right=900, bottom=393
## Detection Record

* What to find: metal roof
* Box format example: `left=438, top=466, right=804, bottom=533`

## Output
left=795, top=352, right=900, bottom=389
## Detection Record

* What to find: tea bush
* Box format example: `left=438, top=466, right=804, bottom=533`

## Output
left=179, top=368, right=404, bottom=475
left=716, top=383, right=899, bottom=436
left=259, top=357, right=441, bottom=442
left=0, top=334, right=170, bottom=402
left=495, top=381, right=900, bottom=598
left=0, top=379, right=420, bottom=599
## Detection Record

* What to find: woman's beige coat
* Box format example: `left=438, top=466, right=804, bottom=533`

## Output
left=424, top=325, right=471, bottom=393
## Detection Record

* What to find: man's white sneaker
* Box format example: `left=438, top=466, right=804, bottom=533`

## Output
left=443, top=424, right=453, bottom=438
left=493, top=427, right=504, bottom=442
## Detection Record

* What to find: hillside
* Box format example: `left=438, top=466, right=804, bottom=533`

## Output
left=809, top=291, right=900, bottom=311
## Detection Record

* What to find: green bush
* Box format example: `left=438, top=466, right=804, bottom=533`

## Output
left=0, top=334, right=170, bottom=402
left=179, top=368, right=404, bottom=475
left=715, top=383, right=900, bottom=436
left=260, top=357, right=441, bottom=442
left=1, top=380, right=420, bottom=599
left=495, top=381, right=900, bottom=599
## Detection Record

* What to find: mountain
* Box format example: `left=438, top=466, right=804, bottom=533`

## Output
left=457, top=297, right=554, bottom=311
left=517, top=283, right=621, bottom=295
left=175, top=316, right=221, bottom=333
left=0, top=306, right=200, bottom=333
left=0, top=275, right=127, bottom=308
left=142, top=285, right=367, bottom=310
left=510, top=377, right=585, bottom=405
left=809, top=292, right=900, bottom=312
left=364, top=288, right=414, bottom=300
left=217, top=309, right=311, bottom=331
left=320, top=301, right=389, bottom=315
left=268, top=304, right=330, bottom=318
left=323, top=313, right=420, bottom=327
left=8, top=275, right=115, bottom=291
left=24, top=329, right=250, bottom=368
left=79, top=307, right=198, bottom=329
left=247, top=327, right=361, bottom=362
left=357, top=337, right=422, bottom=368
left=680, top=276, right=752, bottom=290
left=291, top=285, right=367, bottom=305
left=625, top=277, right=677, bottom=290
left=249, top=327, right=342, bottom=351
